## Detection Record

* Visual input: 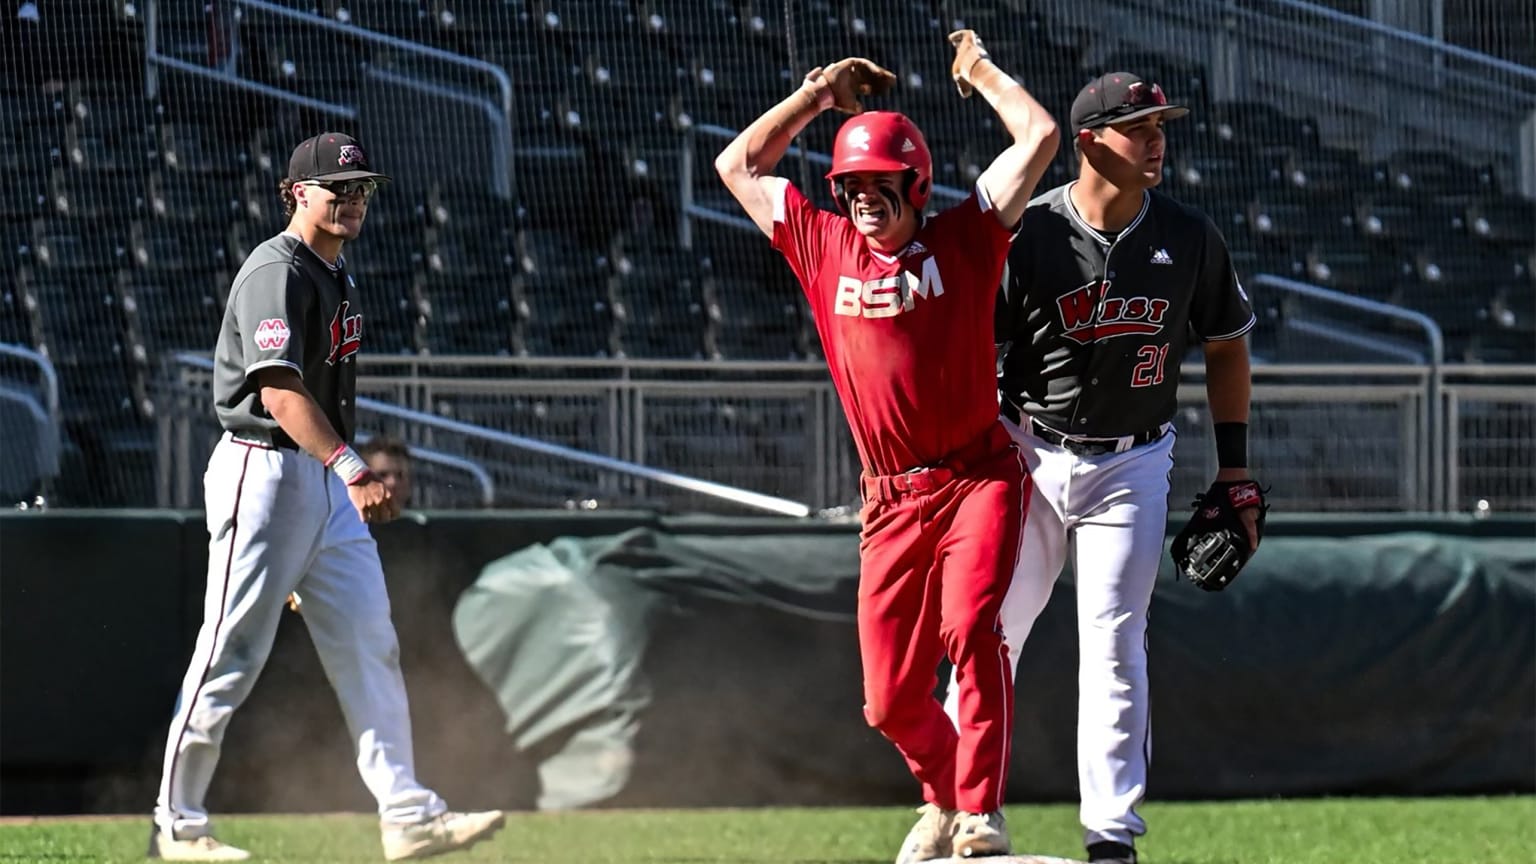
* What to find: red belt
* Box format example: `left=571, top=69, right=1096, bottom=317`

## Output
left=859, top=423, right=1011, bottom=504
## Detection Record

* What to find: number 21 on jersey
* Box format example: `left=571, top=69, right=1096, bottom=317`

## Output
left=1131, top=343, right=1170, bottom=387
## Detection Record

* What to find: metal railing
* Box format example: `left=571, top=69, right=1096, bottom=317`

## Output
left=353, top=430, right=496, bottom=509
left=154, top=352, right=1536, bottom=514
left=161, top=353, right=812, bottom=517
left=143, top=0, right=514, bottom=197
left=158, top=356, right=497, bottom=508
left=1440, top=365, right=1536, bottom=513
left=1251, top=274, right=1446, bottom=506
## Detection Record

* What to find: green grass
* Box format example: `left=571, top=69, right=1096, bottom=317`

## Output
left=2, top=797, right=1532, bottom=864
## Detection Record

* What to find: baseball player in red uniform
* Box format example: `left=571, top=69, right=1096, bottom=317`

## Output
left=715, top=32, right=1059, bottom=861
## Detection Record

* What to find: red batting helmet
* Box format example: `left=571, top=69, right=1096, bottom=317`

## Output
left=826, top=111, right=933, bottom=211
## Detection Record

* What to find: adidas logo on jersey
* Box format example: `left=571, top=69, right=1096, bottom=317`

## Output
left=1150, top=248, right=1173, bottom=265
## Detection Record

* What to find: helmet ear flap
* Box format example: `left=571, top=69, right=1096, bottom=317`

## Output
left=903, top=169, right=930, bottom=209
left=909, top=174, right=930, bottom=209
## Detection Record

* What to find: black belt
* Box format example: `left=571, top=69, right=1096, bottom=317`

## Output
left=1000, top=400, right=1166, bottom=456
left=230, top=429, right=300, bottom=451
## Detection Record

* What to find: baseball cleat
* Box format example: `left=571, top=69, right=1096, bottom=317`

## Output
left=381, top=810, right=506, bottom=861
left=146, top=826, right=251, bottom=861
left=1086, top=840, right=1136, bottom=864
left=952, top=809, right=1011, bottom=858
left=894, top=802, right=959, bottom=864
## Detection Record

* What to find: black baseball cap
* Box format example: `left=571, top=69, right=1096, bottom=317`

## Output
left=1070, top=73, right=1189, bottom=131
left=287, top=132, right=391, bottom=182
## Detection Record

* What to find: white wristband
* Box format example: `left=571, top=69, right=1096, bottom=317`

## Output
left=325, top=445, right=372, bottom=486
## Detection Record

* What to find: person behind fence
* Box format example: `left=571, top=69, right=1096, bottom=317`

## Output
left=943, top=73, right=1264, bottom=864
left=360, top=436, right=414, bottom=510
left=148, top=131, right=503, bottom=862
left=714, top=31, right=1059, bottom=862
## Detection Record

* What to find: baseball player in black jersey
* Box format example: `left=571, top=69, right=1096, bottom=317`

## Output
left=943, top=74, right=1263, bottom=864
left=149, top=133, right=503, bottom=862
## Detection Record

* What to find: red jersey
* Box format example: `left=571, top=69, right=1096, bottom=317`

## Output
left=771, top=181, right=1014, bottom=475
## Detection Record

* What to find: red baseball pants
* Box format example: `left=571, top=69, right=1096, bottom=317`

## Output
left=856, top=422, right=1028, bottom=814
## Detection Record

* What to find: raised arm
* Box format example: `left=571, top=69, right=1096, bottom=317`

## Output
left=714, top=58, right=896, bottom=237
left=949, top=31, right=1060, bottom=228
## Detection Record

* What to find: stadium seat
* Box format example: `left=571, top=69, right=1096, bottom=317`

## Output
left=1463, top=325, right=1535, bottom=364
left=155, top=122, right=245, bottom=178
left=59, top=123, right=140, bottom=173
left=685, top=41, right=791, bottom=125
left=422, top=227, right=516, bottom=279
left=62, top=79, right=149, bottom=139
left=1353, top=195, right=1431, bottom=247
left=1167, top=134, right=1278, bottom=197
left=1288, top=236, right=1401, bottom=298
left=703, top=275, right=808, bottom=361
left=1, top=271, right=45, bottom=349
left=348, top=233, right=425, bottom=282
left=418, top=178, right=516, bottom=228
left=3, top=165, right=50, bottom=223
left=583, top=37, right=684, bottom=98
left=836, top=0, right=947, bottom=57
left=558, top=84, right=676, bottom=148
left=515, top=227, right=610, bottom=281
left=1208, top=100, right=1320, bottom=157
left=1375, top=149, right=1496, bottom=201
left=613, top=143, right=683, bottom=234
left=30, top=281, right=132, bottom=389
left=610, top=267, right=709, bottom=359
left=1277, top=145, right=1372, bottom=199
left=1463, top=196, right=1536, bottom=252
left=1243, top=195, right=1355, bottom=244
left=512, top=149, right=608, bottom=237
left=335, top=0, right=427, bottom=40
left=47, top=169, right=144, bottom=221
left=116, top=273, right=224, bottom=353
left=1410, top=245, right=1527, bottom=291
left=30, top=218, right=128, bottom=273
left=416, top=276, right=517, bottom=356
left=513, top=271, right=619, bottom=358
left=128, top=221, right=230, bottom=274
left=636, top=0, right=739, bottom=38
left=143, top=171, right=241, bottom=225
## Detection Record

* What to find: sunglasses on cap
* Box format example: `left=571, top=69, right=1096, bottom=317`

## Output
left=1125, top=81, right=1169, bottom=108
left=300, top=178, right=380, bottom=199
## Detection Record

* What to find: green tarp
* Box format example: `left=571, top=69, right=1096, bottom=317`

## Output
left=453, top=526, right=1535, bottom=809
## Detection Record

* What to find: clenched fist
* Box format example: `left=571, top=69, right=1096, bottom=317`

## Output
left=948, top=30, right=990, bottom=98
left=805, top=57, right=896, bottom=114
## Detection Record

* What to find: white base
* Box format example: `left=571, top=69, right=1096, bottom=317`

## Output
left=914, top=857, right=1087, bottom=864
left=915, top=848, right=1087, bottom=854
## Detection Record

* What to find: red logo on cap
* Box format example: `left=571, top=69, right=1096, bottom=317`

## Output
left=337, top=144, right=365, bottom=166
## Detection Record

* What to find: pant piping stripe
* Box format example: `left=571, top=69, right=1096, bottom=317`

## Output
left=165, top=444, right=254, bottom=827
left=992, top=444, right=1030, bottom=812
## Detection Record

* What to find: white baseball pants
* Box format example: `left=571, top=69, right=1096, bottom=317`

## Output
left=946, top=415, right=1175, bottom=849
left=154, top=433, right=445, bottom=839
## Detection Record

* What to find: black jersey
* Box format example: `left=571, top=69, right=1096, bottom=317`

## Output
left=996, top=183, right=1254, bottom=437
left=214, top=233, right=362, bottom=443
